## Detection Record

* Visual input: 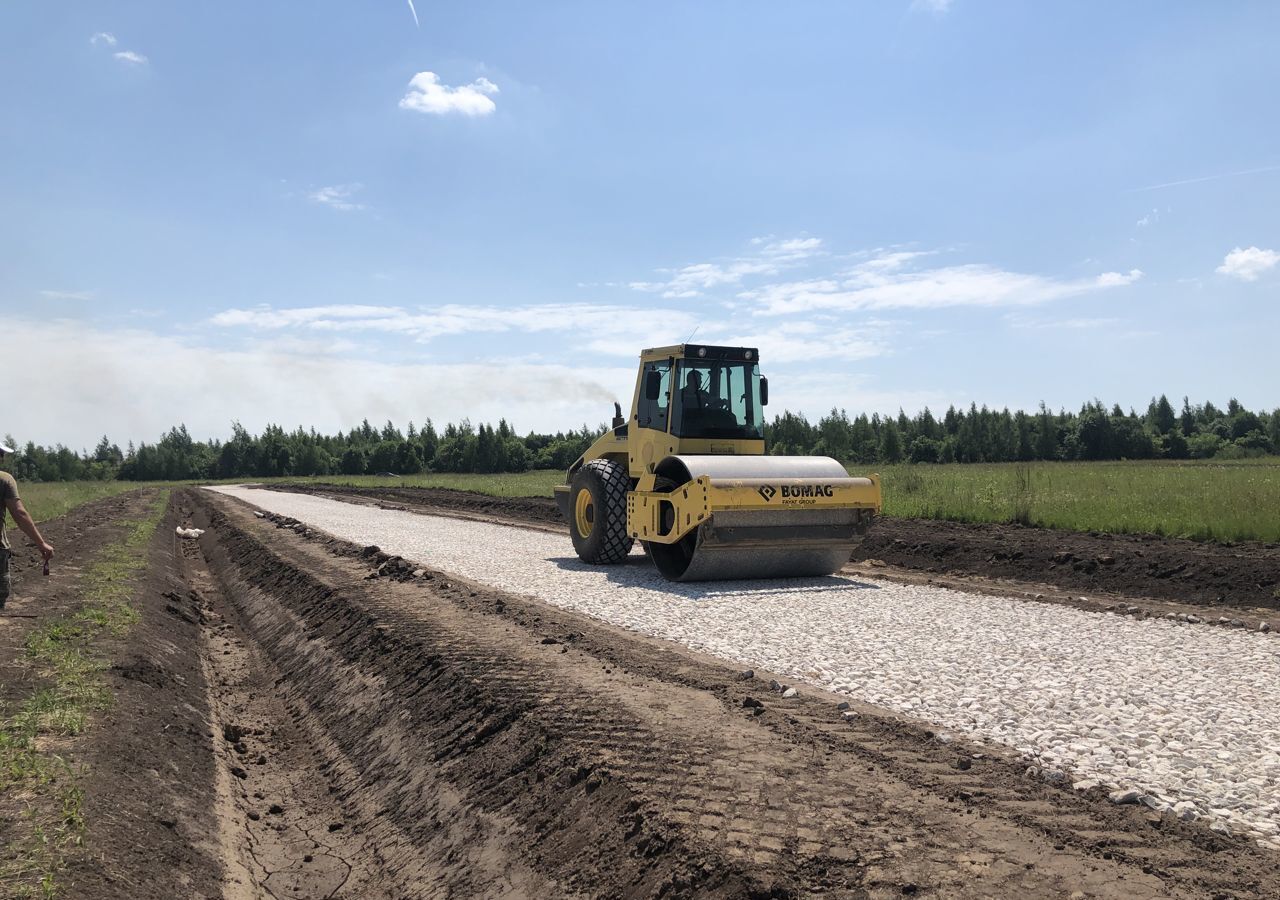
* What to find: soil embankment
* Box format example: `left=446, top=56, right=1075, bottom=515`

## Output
left=273, top=482, right=1280, bottom=611
left=192, top=488, right=1279, bottom=898
left=6, top=487, right=1279, bottom=897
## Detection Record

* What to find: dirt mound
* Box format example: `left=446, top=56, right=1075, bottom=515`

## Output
left=195, top=488, right=1280, bottom=898
left=858, top=517, right=1280, bottom=610
left=273, top=483, right=1280, bottom=609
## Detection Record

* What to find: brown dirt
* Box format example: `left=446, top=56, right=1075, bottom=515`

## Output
left=271, top=483, right=1280, bottom=613
left=196, top=488, right=1279, bottom=898
left=0, top=490, right=229, bottom=899
left=6, top=487, right=1279, bottom=898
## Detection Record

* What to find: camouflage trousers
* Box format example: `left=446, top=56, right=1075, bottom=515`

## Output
left=0, top=549, right=10, bottom=607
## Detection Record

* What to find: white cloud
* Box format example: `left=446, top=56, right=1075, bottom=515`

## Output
left=716, top=323, right=891, bottom=365
left=2, top=318, right=634, bottom=449
left=114, top=50, right=148, bottom=66
left=211, top=302, right=700, bottom=344
left=211, top=305, right=402, bottom=329
left=742, top=258, right=1142, bottom=316
left=767, top=369, right=955, bottom=420
left=308, top=184, right=366, bottom=212
left=90, top=32, right=117, bottom=47
left=845, top=249, right=937, bottom=274
left=629, top=237, right=825, bottom=299
left=40, top=289, right=95, bottom=301
left=576, top=316, right=895, bottom=366
left=1136, top=208, right=1159, bottom=227
left=626, top=240, right=1143, bottom=322
left=912, top=0, right=954, bottom=12
left=406, top=0, right=420, bottom=28
left=759, top=237, right=825, bottom=260
left=1216, top=246, right=1279, bottom=282
left=1007, top=315, right=1122, bottom=331
left=399, top=72, right=499, bottom=117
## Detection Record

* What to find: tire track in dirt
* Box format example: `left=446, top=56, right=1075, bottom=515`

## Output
left=190, top=487, right=1280, bottom=899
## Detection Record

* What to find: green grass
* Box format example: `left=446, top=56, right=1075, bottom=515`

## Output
left=874, top=459, right=1280, bottom=542
left=292, top=469, right=565, bottom=498
left=21, top=456, right=1280, bottom=544
left=0, top=490, right=169, bottom=898
left=18, top=482, right=161, bottom=525
left=301, top=460, right=1280, bottom=543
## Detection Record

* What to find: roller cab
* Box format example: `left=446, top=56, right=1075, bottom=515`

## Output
left=554, top=344, right=883, bottom=582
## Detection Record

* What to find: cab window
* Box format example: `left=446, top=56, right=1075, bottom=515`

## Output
left=636, top=359, right=671, bottom=431
left=670, top=361, right=764, bottom=439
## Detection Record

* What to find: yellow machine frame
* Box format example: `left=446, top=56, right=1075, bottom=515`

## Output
left=555, top=344, right=882, bottom=550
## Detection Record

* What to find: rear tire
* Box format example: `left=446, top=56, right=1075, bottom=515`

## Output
left=569, top=459, right=634, bottom=564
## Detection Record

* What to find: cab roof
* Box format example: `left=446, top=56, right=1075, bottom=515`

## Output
left=640, top=344, right=760, bottom=363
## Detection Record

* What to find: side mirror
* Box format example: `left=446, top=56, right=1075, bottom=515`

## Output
left=760, top=376, right=769, bottom=406
left=645, top=370, right=662, bottom=401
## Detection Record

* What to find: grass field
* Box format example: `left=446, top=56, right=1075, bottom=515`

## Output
left=292, top=470, right=564, bottom=498
left=13, top=457, right=1280, bottom=543
left=19, top=481, right=154, bottom=524
left=305, top=458, right=1280, bottom=543
left=873, top=459, right=1280, bottom=543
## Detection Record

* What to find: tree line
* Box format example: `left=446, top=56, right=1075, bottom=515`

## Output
left=766, top=396, right=1280, bottom=465
left=3, top=395, right=1278, bottom=483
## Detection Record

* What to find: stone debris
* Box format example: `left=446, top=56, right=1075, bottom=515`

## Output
left=1109, top=788, right=1142, bottom=805
left=781, top=687, right=798, bottom=699
left=175, top=526, right=205, bottom=539
left=208, top=486, right=1280, bottom=850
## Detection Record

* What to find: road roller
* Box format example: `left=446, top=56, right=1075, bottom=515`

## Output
left=553, top=344, right=882, bottom=581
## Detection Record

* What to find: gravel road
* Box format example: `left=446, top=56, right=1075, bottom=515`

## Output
left=211, top=486, right=1280, bottom=849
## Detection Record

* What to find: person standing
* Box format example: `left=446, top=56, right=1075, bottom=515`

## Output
left=0, top=442, right=55, bottom=611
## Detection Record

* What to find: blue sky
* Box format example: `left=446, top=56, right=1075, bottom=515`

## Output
left=2, top=1, right=1277, bottom=450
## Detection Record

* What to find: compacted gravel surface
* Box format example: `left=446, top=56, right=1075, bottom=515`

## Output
left=211, top=486, right=1280, bottom=849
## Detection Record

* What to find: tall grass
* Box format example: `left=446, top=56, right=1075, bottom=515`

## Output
left=289, top=470, right=565, bottom=498
left=305, top=460, right=1280, bottom=543
left=16, top=457, right=1280, bottom=543
left=19, top=482, right=156, bottom=524
left=873, top=459, right=1280, bottom=542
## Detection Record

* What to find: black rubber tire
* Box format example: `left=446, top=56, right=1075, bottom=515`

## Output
left=569, top=459, right=634, bottom=564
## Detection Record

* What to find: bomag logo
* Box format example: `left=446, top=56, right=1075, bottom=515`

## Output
left=757, top=485, right=777, bottom=501
left=781, top=484, right=835, bottom=498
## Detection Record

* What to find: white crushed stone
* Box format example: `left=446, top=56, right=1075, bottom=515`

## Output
left=210, top=486, right=1280, bottom=849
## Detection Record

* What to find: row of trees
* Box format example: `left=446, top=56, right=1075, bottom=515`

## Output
left=2, top=419, right=600, bottom=483
left=767, top=396, right=1280, bottom=465
left=4, top=396, right=1277, bottom=483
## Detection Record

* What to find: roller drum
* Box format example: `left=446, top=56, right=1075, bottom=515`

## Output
left=645, top=455, right=873, bottom=582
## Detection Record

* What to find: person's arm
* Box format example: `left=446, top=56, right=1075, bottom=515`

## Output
left=5, top=498, right=54, bottom=561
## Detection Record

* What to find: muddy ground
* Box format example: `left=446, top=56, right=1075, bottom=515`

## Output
left=3, top=487, right=1279, bottom=898
left=274, top=483, right=1280, bottom=613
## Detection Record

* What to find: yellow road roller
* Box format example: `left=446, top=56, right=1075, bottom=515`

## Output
left=553, top=344, right=882, bottom=581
